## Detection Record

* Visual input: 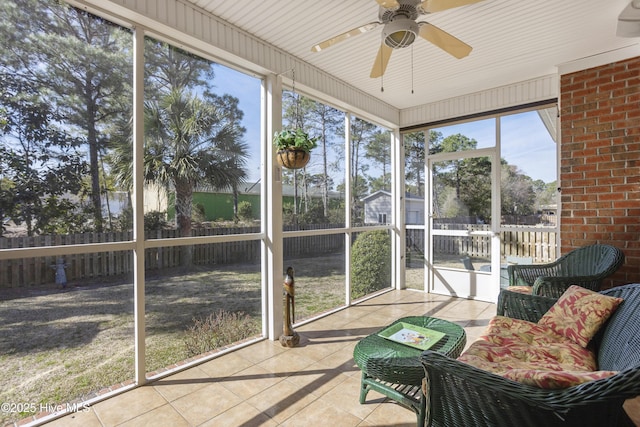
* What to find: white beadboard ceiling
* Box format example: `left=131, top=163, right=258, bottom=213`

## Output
left=187, top=0, right=638, bottom=110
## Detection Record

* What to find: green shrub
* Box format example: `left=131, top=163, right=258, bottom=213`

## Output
left=144, top=210, right=168, bottom=232
left=297, top=200, right=328, bottom=224
left=351, top=230, right=391, bottom=299
left=192, top=203, right=206, bottom=223
left=237, top=200, right=253, bottom=220
left=183, top=310, right=260, bottom=358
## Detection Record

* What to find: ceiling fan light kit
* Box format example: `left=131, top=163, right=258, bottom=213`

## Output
left=383, top=17, right=419, bottom=48
left=310, top=0, right=481, bottom=79
left=617, top=0, right=640, bottom=37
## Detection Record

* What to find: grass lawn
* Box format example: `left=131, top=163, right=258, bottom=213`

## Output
left=0, top=255, right=347, bottom=425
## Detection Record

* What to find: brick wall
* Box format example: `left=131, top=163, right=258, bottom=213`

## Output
left=559, top=56, right=640, bottom=287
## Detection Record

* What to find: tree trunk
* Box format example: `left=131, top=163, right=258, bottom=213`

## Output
left=86, top=89, right=104, bottom=232
left=175, top=178, right=193, bottom=268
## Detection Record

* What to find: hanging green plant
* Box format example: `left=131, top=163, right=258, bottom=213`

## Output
left=273, top=128, right=318, bottom=152
left=273, top=128, right=318, bottom=169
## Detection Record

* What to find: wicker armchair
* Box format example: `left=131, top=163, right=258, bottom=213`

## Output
left=421, top=283, right=640, bottom=427
left=507, top=244, right=624, bottom=298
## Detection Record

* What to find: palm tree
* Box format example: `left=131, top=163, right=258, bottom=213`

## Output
left=146, top=88, right=246, bottom=226
left=111, top=88, right=248, bottom=266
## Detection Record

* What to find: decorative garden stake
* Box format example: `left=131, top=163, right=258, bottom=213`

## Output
left=279, top=266, right=300, bottom=347
left=52, top=258, right=67, bottom=288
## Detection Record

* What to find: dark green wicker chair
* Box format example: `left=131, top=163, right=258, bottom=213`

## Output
left=506, top=244, right=624, bottom=298
left=421, top=283, right=640, bottom=427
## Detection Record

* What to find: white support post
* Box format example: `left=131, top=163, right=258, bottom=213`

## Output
left=491, top=117, right=502, bottom=302
left=392, top=129, right=406, bottom=290
left=344, top=113, right=352, bottom=306
left=132, top=27, right=146, bottom=385
left=265, top=74, right=284, bottom=341
left=425, top=139, right=434, bottom=294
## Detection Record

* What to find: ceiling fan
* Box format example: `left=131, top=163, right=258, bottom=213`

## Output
left=311, top=0, right=483, bottom=78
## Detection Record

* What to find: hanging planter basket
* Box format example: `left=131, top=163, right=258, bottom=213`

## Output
left=273, top=128, right=317, bottom=170
left=276, top=149, right=310, bottom=170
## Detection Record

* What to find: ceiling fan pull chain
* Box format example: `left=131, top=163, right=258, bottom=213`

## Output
left=380, top=37, right=385, bottom=92
left=411, top=44, right=414, bottom=94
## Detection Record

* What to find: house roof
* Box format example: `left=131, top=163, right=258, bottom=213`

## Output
left=361, top=190, right=424, bottom=201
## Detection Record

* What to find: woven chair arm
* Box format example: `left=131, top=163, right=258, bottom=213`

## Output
left=508, top=263, right=560, bottom=287
left=421, top=351, right=640, bottom=426
left=496, top=289, right=557, bottom=321
left=532, top=276, right=602, bottom=297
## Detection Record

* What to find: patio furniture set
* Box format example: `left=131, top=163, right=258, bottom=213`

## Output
left=354, top=244, right=640, bottom=427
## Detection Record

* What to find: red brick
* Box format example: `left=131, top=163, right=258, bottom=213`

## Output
left=574, top=148, right=599, bottom=157
left=617, top=204, right=640, bottom=212
left=560, top=56, right=639, bottom=283
left=599, top=80, right=627, bottom=93
left=597, top=177, right=625, bottom=185
left=573, top=164, right=599, bottom=173
left=598, top=193, right=626, bottom=201
left=597, top=223, right=626, bottom=232
left=585, top=154, right=612, bottom=164
left=626, top=224, right=640, bottom=233
left=563, top=81, right=587, bottom=92
left=560, top=186, right=585, bottom=195
left=586, top=171, right=613, bottom=180
left=571, top=194, right=598, bottom=202
left=613, top=70, right=638, bottom=81
left=563, top=202, right=586, bottom=210
left=573, top=209, right=598, bottom=218
left=572, top=118, right=598, bottom=129
left=596, top=161, right=626, bottom=171
left=593, top=201, right=614, bottom=209
left=577, top=103, right=600, bottom=114
left=586, top=123, right=613, bottom=133
left=612, top=103, right=638, bottom=114
left=612, top=167, right=640, bottom=177
left=599, top=112, right=627, bottom=123
left=570, top=178, right=597, bottom=187
left=614, top=217, right=639, bottom=227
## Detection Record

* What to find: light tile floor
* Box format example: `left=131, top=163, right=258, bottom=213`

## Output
left=38, top=289, right=640, bottom=426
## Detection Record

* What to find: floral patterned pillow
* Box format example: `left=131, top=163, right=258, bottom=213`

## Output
left=538, top=285, right=623, bottom=348
left=503, top=369, right=617, bottom=389
left=506, top=285, right=535, bottom=295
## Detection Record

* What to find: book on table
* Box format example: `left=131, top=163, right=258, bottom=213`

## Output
left=378, top=322, right=446, bottom=350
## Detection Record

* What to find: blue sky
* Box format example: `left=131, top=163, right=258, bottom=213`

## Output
left=212, top=64, right=262, bottom=184
left=213, top=65, right=557, bottom=185
left=432, top=111, right=557, bottom=183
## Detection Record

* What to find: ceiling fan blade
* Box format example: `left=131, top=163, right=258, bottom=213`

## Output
left=311, top=22, right=380, bottom=52
left=419, top=0, right=484, bottom=13
left=370, top=43, right=393, bottom=78
left=419, top=23, right=472, bottom=59
left=376, top=0, right=400, bottom=8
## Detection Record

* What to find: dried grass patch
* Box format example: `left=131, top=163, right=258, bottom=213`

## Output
left=0, top=256, right=346, bottom=425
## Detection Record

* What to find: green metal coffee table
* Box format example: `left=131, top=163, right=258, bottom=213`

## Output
left=353, top=316, right=466, bottom=426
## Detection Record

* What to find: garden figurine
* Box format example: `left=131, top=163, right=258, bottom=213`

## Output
left=280, top=266, right=300, bottom=347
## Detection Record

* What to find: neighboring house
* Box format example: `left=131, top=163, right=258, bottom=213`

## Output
left=144, top=183, right=169, bottom=215
left=144, top=181, right=343, bottom=222
left=362, top=190, right=425, bottom=225
left=540, top=204, right=558, bottom=226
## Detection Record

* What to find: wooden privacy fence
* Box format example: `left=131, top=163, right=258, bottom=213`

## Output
left=0, top=226, right=345, bottom=289
left=1, top=225, right=554, bottom=289
left=407, top=225, right=557, bottom=262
